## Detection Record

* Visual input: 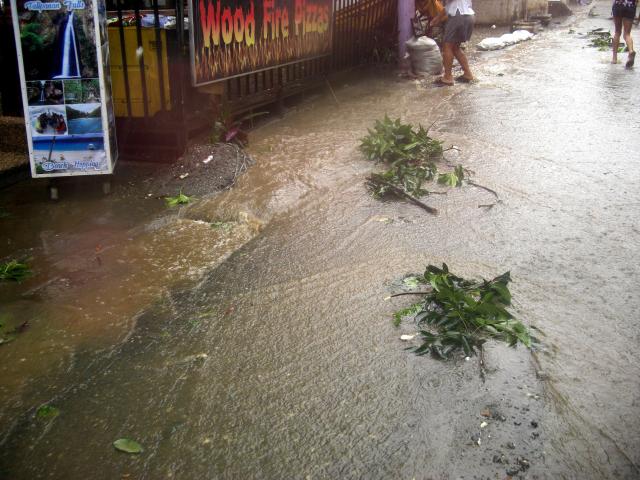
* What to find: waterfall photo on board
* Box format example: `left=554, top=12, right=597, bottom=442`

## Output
left=14, top=0, right=99, bottom=81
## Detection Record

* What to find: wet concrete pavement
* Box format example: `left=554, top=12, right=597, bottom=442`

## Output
left=1, top=1, right=639, bottom=478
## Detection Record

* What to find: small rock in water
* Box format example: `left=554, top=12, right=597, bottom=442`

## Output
left=493, top=453, right=508, bottom=464
left=517, top=457, right=531, bottom=470
left=506, top=466, right=521, bottom=476
left=530, top=420, right=539, bottom=428
left=536, top=370, right=550, bottom=380
left=470, top=433, right=481, bottom=446
left=505, top=441, right=516, bottom=450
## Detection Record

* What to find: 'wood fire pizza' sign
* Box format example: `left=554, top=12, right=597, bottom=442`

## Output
left=189, top=0, right=333, bottom=85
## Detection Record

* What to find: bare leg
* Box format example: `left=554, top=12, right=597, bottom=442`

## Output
left=453, top=44, right=474, bottom=80
left=441, top=43, right=455, bottom=83
left=612, top=17, right=622, bottom=63
left=623, top=18, right=634, bottom=54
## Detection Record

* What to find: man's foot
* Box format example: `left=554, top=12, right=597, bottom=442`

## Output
left=434, top=77, right=454, bottom=86
left=626, top=51, right=636, bottom=68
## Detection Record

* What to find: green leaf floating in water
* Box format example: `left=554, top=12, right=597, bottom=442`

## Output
left=113, top=438, right=144, bottom=454
left=165, top=191, right=191, bottom=207
left=36, top=405, right=60, bottom=419
left=403, top=276, right=421, bottom=288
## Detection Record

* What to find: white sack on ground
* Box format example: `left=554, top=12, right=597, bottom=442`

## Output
left=406, top=36, right=443, bottom=75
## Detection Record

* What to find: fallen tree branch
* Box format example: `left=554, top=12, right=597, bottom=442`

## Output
left=366, top=179, right=439, bottom=215
left=390, top=290, right=431, bottom=298
left=467, top=180, right=500, bottom=200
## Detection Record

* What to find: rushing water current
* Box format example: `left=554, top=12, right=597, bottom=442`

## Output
left=0, top=2, right=639, bottom=478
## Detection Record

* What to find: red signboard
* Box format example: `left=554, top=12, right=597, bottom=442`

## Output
left=189, top=0, right=333, bottom=86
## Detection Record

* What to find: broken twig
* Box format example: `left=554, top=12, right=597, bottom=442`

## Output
left=367, top=179, right=438, bottom=215
left=390, top=290, right=432, bottom=298
left=467, top=180, right=500, bottom=200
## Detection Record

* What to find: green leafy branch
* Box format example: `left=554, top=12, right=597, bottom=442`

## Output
left=360, top=117, right=465, bottom=212
left=393, top=263, right=534, bottom=359
left=0, top=260, right=32, bottom=282
left=587, top=29, right=625, bottom=52
left=360, top=115, right=444, bottom=164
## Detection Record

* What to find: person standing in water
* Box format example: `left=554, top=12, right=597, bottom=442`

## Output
left=431, top=0, right=475, bottom=85
left=612, top=0, right=636, bottom=67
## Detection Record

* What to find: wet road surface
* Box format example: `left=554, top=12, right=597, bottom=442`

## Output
left=1, top=1, right=639, bottom=478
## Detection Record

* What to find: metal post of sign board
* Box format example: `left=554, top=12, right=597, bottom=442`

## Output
left=10, top=0, right=117, bottom=178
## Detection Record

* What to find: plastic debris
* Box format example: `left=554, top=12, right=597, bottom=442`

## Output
left=480, top=421, right=488, bottom=428
left=400, top=334, right=417, bottom=341
left=477, top=30, right=534, bottom=51
left=203, top=155, right=213, bottom=164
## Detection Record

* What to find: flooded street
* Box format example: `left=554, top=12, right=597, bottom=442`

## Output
left=1, top=1, right=639, bottom=478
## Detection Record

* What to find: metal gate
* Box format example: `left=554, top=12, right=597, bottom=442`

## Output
left=225, top=0, right=397, bottom=112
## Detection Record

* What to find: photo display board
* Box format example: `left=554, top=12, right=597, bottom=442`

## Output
left=189, top=0, right=333, bottom=86
left=10, top=0, right=117, bottom=177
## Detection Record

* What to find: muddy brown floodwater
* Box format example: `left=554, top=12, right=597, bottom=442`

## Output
left=1, top=1, right=639, bottom=478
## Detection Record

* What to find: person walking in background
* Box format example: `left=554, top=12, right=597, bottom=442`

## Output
left=611, top=0, right=636, bottom=67
left=432, top=0, right=475, bottom=86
